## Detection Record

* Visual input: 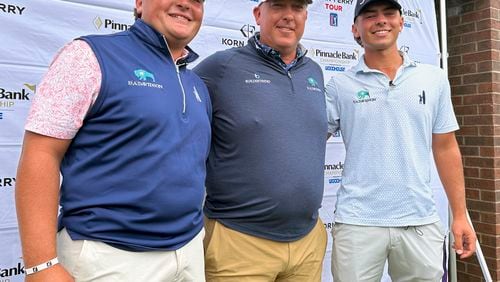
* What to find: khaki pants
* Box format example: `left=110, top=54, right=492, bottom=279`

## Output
left=204, top=218, right=327, bottom=282
left=331, top=222, right=445, bottom=282
left=57, top=228, right=205, bottom=282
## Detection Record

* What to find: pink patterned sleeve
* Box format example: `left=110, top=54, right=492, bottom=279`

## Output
left=25, top=40, right=101, bottom=139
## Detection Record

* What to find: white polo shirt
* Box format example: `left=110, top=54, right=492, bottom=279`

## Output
left=326, top=52, right=459, bottom=227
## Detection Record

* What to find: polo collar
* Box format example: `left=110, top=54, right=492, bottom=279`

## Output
left=353, top=51, right=417, bottom=74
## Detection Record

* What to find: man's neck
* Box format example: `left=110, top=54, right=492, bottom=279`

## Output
left=363, top=48, right=403, bottom=80
left=279, top=48, right=298, bottom=65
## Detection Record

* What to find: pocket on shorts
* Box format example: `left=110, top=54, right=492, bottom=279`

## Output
left=57, top=229, right=93, bottom=279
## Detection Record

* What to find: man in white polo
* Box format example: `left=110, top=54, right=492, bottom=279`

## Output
left=326, top=0, right=477, bottom=280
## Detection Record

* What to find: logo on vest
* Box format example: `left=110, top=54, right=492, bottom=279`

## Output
left=193, top=86, right=202, bottom=102
left=128, top=69, right=163, bottom=89
left=307, top=77, right=322, bottom=92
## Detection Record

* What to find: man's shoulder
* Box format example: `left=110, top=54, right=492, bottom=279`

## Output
left=196, top=46, right=251, bottom=70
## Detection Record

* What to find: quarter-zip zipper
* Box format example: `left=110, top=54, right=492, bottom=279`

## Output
left=163, top=36, right=187, bottom=115
left=287, top=70, right=295, bottom=94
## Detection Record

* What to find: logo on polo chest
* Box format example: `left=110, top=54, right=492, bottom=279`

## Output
left=353, top=90, right=376, bottom=103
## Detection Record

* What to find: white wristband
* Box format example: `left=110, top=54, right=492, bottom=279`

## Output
left=25, top=257, right=59, bottom=275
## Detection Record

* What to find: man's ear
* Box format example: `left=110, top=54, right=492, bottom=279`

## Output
left=253, top=6, right=262, bottom=26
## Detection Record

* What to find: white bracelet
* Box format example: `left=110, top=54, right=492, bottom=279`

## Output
left=25, top=257, right=59, bottom=275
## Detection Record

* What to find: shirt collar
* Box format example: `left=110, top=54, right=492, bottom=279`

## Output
left=131, top=19, right=199, bottom=65
left=252, top=32, right=306, bottom=70
left=353, top=51, right=417, bottom=73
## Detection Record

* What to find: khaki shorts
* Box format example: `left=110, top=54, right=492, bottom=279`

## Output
left=331, top=222, right=445, bottom=282
left=204, top=218, right=327, bottom=282
left=57, top=228, right=205, bottom=282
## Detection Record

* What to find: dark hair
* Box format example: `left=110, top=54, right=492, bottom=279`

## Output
left=134, top=8, right=141, bottom=20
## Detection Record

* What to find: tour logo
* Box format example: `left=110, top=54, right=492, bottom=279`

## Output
left=0, top=177, right=15, bottom=188
left=330, top=13, right=338, bottom=27
left=0, top=3, right=25, bottom=15
left=324, top=0, right=355, bottom=12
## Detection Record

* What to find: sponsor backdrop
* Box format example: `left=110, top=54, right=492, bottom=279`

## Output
left=0, top=0, right=445, bottom=281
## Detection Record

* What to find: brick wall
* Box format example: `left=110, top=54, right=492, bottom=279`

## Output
left=446, top=0, right=500, bottom=280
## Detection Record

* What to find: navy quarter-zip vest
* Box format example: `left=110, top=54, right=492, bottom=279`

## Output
left=58, top=19, right=211, bottom=251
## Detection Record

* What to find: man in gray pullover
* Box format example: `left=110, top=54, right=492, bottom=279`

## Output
left=194, top=0, right=328, bottom=281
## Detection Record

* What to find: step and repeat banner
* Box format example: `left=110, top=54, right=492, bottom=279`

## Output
left=0, top=0, right=444, bottom=281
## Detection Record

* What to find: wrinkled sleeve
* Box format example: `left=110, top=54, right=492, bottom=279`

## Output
left=325, top=76, right=341, bottom=134
left=433, top=69, right=459, bottom=134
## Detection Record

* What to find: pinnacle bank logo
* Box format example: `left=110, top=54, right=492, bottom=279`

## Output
left=0, top=3, right=25, bottom=15
left=324, top=162, right=344, bottom=176
left=403, top=8, right=423, bottom=28
left=309, top=48, right=359, bottom=66
left=0, top=83, right=34, bottom=120
left=0, top=262, right=25, bottom=278
left=93, top=16, right=131, bottom=31
left=0, top=83, right=35, bottom=108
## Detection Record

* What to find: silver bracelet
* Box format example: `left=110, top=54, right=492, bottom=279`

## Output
left=25, top=257, right=59, bottom=275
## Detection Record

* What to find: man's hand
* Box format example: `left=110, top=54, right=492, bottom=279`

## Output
left=451, top=218, right=477, bottom=259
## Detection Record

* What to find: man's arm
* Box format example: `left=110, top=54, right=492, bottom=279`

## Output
left=432, top=132, right=477, bottom=259
left=16, top=131, right=74, bottom=281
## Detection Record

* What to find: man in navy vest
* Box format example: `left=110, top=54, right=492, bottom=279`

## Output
left=194, top=0, right=328, bottom=281
left=16, top=0, right=211, bottom=281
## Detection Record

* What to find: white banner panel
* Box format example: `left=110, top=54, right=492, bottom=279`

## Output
left=0, top=65, right=44, bottom=145
left=0, top=0, right=447, bottom=281
left=0, top=0, right=134, bottom=67
left=0, top=228, right=24, bottom=281
left=304, top=0, right=358, bottom=44
left=0, top=146, right=20, bottom=229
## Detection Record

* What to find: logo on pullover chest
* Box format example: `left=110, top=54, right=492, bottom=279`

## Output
left=128, top=69, right=164, bottom=89
left=245, top=73, right=271, bottom=84
left=307, top=77, right=322, bottom=92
